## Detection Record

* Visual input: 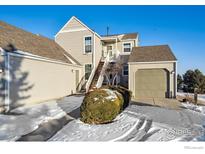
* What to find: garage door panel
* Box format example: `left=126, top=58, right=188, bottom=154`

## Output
left=135, top=69, right=168, bottom=99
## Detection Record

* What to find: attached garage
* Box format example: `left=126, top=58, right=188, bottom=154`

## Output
left=128, top=45, right=177, bottom=100
left=135, top=69, right=169, bottom=99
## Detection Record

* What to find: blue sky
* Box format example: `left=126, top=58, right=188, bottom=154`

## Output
left=0, top=5, right=204, bottom=74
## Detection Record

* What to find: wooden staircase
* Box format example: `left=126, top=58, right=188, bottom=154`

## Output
left=89, top=61, right=104, bottom=90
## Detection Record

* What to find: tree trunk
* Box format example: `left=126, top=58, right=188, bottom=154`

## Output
left=112, top=74, right=118, bottom=86
left=105, top=74, right=111, bottom=86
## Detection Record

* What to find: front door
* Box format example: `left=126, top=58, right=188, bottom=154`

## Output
left=107, top=45, right=113, bottom=58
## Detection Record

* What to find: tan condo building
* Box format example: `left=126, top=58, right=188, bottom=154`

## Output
left=0, top=16, right=177, bottom=112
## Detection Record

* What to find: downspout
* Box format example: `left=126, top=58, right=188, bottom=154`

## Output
left=175, top=61, right=178, bottom=98
left=5, top=52, right=10, bottom=112
left=93, top=32, right=96, bottom=69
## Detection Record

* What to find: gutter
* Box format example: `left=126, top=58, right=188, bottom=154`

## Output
left=128, top=60, right=177, bottom=65
left=1, top=48, right=82, bottom=68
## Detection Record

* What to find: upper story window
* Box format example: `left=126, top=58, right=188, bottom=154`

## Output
left=123, top=43, right=131, bottom=52
left=84, top=36, right=92, bottom=53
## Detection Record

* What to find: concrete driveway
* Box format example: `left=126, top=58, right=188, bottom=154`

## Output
left=132, top=98, right=182, bottom=110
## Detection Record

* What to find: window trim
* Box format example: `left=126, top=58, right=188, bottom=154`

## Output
left=83, top=35, right=92, bottom=54
left=122, top=64, right=129, bottom=76
left=122, top=42, right=132, bottom=53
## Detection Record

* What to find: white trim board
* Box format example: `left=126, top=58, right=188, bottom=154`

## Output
left=55, top=16, right=101, bottom=39
left=0, top=48, right=82, bottom=68
left=58, top=27, right=87, bottom=34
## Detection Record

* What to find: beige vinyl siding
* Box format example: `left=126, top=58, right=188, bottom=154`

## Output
left=117, top=40, right=136, bottom=54
left=63, top=18, right=85, bottom=30
left=94, top=36, right=102, bottom=67
left=56, top=30, right=93, bottom=65
left=56, top=17, right=103, bottom=80
left=7, top=54, right=82, bottom=108
left=129, top=62, right=176, bottom=99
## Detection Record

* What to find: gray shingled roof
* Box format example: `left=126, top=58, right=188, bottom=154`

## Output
left=121, top=33, right=138, bottom=40
left=0, top=21, right=80, bottom=64
left=128, top=45, right=177, bottom=62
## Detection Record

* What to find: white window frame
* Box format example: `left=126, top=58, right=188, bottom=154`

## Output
left=83, top=35, right=92, bottom=54
left=122, top=42, right=132, bottom=53
left=122, top=64, right=129, bottom=76
left=84, top=63, right=92, bottom=80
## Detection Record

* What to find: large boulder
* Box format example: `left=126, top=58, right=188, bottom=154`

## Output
left=80, top=88, right=124, bottom=124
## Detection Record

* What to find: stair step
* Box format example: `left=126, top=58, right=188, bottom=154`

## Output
left=89, top=61, right=105, bottom=90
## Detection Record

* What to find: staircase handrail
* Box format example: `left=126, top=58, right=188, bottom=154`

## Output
left=96, top=54, right=110, bottom=88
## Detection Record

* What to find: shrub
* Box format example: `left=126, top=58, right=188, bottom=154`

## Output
left=108, top=85, right=132, bottom=110
left=80, top=88, right=123, bottom=124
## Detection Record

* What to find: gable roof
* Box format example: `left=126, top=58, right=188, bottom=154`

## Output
left=0, top=21, right=80, bottom=64
left=55, top=16, right=101, bottom=39
left=121, top=33, right=138, bottom=40
left=128, top=45, right=177, bottom=63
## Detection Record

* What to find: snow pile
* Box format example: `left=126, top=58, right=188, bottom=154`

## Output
left=181, top=102, right=205, bottom=114
left=177, top=92, right=205, bottom=102
left=0, top=100, right=67, bottom=141
left=103, top=89, right=118, bottom=101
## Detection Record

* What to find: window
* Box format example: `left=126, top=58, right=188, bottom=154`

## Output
left=85, top=64, right=92, bottom=80
left=123, top=43, right=131, bottom=52
left=84, top=36, right=92, bottom=53
left=123, top=64, right=128, bottom=76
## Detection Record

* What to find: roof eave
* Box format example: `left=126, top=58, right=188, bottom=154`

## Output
left=128, top=60, right=178, bottom=64
left=55, top=16, right=101, bottom=39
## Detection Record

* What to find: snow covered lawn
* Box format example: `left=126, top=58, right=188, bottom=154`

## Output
left=0, top=100, right=67, bottom=141
left=49, top=99, right=205, bottom=141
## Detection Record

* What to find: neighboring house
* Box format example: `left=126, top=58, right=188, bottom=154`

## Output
left=55, top=16, right=177, bottom=100
left=0, top=21, right=82, bottom=112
